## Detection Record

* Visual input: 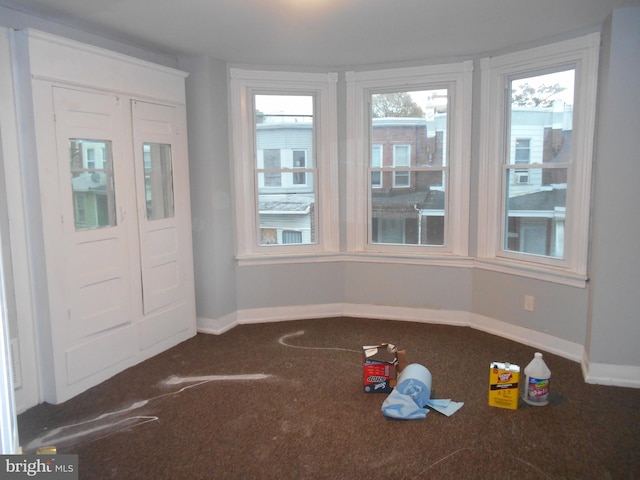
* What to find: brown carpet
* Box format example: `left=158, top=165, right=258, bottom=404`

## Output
left=17, top=317, right=640, bottom=479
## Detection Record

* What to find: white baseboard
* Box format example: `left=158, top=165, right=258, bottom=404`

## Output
left=197, top=303, right=639, bottom=388
left=469, top=313, right=584, bottom=362
left=581, top=351, right=640, bottom=388
left=197, top=313, right=239, bottom=335
left=197, top=303, right=581, bottom=358
left=198, top=303, right=343, bottom=335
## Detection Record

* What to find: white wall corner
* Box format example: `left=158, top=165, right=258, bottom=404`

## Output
left=197, top=314, right=238, bottom=335
left=581, top=351, right=640, bottom=388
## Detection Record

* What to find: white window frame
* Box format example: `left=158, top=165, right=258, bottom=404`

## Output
left=477, top=34, right=600, bottom=287
left=346, top=62, right=472, bottom=259
left=230, top=68, right=339, bottom=262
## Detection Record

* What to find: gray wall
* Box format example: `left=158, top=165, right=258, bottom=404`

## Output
left=472, top=270, right=588, bottom=345
left=237, top=262, right=344, bottom=310
left=179, top=56, right=237, bottom=320
left=587, top=5, right=640, bottom=367
left=345, top=263, right=473, bottom=312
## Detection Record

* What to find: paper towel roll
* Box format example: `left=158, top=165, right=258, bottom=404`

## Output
left=396, top=363, right=432, bottom=407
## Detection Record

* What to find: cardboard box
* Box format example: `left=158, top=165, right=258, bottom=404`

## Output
left=363, top=344, right=397, bottom=393
left=488, top=362, right=520, bottom=409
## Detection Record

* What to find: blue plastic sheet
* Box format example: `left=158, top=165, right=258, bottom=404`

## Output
left=381, top=363, right=463, bottom=420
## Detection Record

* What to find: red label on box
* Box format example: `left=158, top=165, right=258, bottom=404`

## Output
left=363, top=344, right=397, bottom=393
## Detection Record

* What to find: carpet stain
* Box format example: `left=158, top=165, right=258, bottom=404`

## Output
left=162, top=373, right=271, bottom=385
left=24, top=372, right=273, bottom=452
left=278, top=330, right=361, bottom=354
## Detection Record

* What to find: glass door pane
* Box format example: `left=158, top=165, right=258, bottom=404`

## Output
left=69, top=139, right=116, bottom=231
left=143, top=142, right=175, bottom=220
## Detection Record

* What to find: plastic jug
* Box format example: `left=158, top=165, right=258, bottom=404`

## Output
left=523, top=352, right=551, bottom=406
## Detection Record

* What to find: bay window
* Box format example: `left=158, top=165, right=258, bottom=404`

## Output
left=230, top=36, right=597, bottom=277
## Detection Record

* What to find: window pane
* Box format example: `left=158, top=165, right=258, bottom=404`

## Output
left=371, top=171, right=445, bottom=246
left=393, top=145, right=410, bottom=167
left=255, top=94, right=316, bottom=246
left=508, top=70, right=574, bottom=166
left=505, top=167, right=567, bottom=258
left=69, top=139, right=116, bottom=231
left=504, top=69, right=574, bottom=259
left=143, top=143, right=175, bottom=220
left=370, top=89, right=448, bottom=246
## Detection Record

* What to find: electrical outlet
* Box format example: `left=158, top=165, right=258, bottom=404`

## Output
left=524, top=295, right=535, bottom=312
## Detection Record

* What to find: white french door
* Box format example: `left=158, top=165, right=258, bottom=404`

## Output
left=53, top=87, right=135, bottom=360
left=132, top=100, right=183, bottom=315
left=131, top=100, right=194, bottom=351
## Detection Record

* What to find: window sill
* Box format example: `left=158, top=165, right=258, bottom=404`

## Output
left=474, top=258, right=588, bottom=288
left=341, top=252, right=474, bottom=268
left=236, top=251, right=343, bottom=267
left=237, top=251, right=587, bottom=287
left=236, top=251, right=474, bottom=268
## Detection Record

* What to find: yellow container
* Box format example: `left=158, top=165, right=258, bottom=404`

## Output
left=488, top=362, right=520, bottom=409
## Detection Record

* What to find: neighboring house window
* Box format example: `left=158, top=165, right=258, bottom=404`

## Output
left=477, top=34, right=600, bottom=285
left=346, top=62, right=472, bottom=255
left=292, top=150, right=307, bottom=186
left=230, top=68, right=339, bottom=260
left=262, top=148, right=282, bottom=187
left=282, top=230, right=303, bottom=244
left=392, top=145, right=410, bottom=187
left=257, top=148, right=309, bottom=188
left=260, top=228, right=277, bottom=245
left=514, top=139, right=530, bottom=184
left=86, top=148, right=95, bottom=169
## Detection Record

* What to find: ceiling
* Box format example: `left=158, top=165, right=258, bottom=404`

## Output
left=1, top=0, right=638, bottom=67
